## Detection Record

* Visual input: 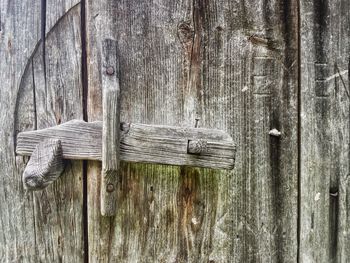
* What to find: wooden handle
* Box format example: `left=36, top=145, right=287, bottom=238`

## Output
left=23, top=139, right=65, bottom=191
left=101, top=39, right=120, bottom=216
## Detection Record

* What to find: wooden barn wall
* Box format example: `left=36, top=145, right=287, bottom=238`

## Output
left=0, top=0, right=349, bottom=262
left=86, top=0, right=298, bottom=262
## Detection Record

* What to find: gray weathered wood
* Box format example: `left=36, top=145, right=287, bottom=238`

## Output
left=101, top=39, right=121, bottom=216
left=85, top=0, right=298, bottom=262
left=16, top=120, right=236, bottom=170
left=187, top=139, right=208, bottom=154
left=23, top=139, right=65, bottom=191
left=3, top=0, right=349, bottom=261
left=300, top=0, right=350, bottom=262
left=0, top=0, right=84, bottom=261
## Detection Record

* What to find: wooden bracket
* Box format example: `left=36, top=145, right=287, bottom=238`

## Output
left=16, top=39, right=236, bottom=216
left=101, top=39, right=120, bottom=216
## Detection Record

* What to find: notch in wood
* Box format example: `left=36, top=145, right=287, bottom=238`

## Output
left=101, top=39, right=120, bottom=216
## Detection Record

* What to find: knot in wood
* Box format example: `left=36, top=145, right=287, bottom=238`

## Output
left=177, top=21, right=194, bottom=46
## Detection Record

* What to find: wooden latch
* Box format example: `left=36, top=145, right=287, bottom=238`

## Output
left=16, top=39, right=236, bottom=216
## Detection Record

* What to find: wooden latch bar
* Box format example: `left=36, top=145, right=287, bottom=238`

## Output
left=17, top=120, right=236, bottom=169
left=17, top=120, right=235, bottom=215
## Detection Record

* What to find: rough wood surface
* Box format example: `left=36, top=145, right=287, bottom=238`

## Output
left=0, top=1, right=84, bottom=261
left=23, top=139, right=65, bottom=191
left=16, top=120, right=236, bottom=170
left=300, top=0, right=350, bottom=262
left=5, top=0, right=349, bottom=262
left=101, top=39, right=121, bottom=216
left=85, top=0, right=298, bottom=262
left=187, top=139, right=208, bottom=154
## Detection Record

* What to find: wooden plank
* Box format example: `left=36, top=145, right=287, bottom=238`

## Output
left=85, top=0, right=298, bottom=262
left=0, top=0, right=83, bottom=261
left=300, top=0, right=350, bottom=262
left=219, top=1, right=299, bottom=262
left=16, top=120, right=236, bottom=170
left=101, top=39, right=121, bottom=216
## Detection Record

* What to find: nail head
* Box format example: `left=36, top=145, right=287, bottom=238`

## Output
left=106, top=66, right=115, bottom=75
left=106, top=183, right=115, bottom=192
left=195, top=118, right=200, bottom=128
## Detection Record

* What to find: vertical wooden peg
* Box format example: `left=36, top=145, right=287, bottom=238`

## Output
left=101, top=39, right=120, bottom=216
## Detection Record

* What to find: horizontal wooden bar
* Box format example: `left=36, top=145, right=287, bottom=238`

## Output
left=16, top=120, right=236, bottom=170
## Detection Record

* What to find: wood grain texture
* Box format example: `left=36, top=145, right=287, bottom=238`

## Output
left=85, top=0, right=298, bottom=262
left=16, top=120, right=235, bottom=169
left=23, top=139, right=65, bottom=191
left=187, top=139, right=208, bottom=154
left=0, top=1, right=83, bottom=261
left=300, top=0, right=350, bottom=262
left=101, top=39, right=121, bottom=216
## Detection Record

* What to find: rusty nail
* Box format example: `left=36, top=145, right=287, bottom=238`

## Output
left=106, top=66, right=115, bottom=75
left=106, top=183, right=114, bottom=192
left=195, top=118, right=200, bottom=128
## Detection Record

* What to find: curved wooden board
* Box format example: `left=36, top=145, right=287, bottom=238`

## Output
left=0, top=1, right=83, bottom=261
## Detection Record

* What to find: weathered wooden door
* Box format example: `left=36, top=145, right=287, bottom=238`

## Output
left=0, top=0, right=349, bottom=262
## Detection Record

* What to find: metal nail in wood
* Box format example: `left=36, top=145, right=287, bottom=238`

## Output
left=187, top=118, right=208, bottom=154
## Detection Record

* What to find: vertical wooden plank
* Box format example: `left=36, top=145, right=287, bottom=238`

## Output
left=85, top=0, right=298, bottom=262
left=101, top=39, right=120, bottom=216
left=327, top=3, right=350, bottom=261
left=300, top=0, right=350, bottom=262
left=85, top=0, right=119, bottom=260
left=32, top=5, right=84, bottom=261
left=0, top=0, right=84, bottom=261
left=201, top=1, right=299, bottom=261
